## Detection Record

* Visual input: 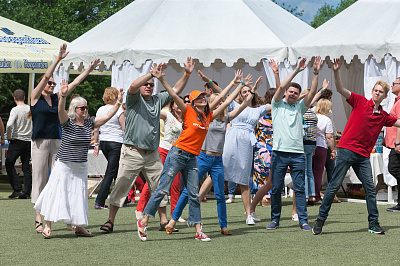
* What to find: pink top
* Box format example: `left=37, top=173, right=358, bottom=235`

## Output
left=385, top=95, right=400, bottom=149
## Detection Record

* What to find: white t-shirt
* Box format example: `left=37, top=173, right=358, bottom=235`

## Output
left=96, top=105, right=124, bottom=143
left=316, top=114, right=333, bottom=149
left=6, top=105, right=32, bottom=141
left=159, top=112, right=182, bottom=150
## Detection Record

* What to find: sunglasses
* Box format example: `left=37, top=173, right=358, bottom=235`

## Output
left=76, top=106, right=88, bottom=111
left=184, top=100, right=190, bottom=104
left=393, top=82, right=400, bottom=86
left=48, top=81, right=57, bottom=86
left=143, top=83, right=155, bottom=87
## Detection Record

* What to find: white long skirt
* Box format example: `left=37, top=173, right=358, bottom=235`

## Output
left=34, top=160, right=89, bottom=227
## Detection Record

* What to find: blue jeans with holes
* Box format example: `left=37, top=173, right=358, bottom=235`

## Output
left=271, top=151, right=308, bottom=225
left=304, top=144, right=316, bottom=198
left=172, top=152, right=227, bottom=228
left=144, top=146, right=201, bottom=224
left=318, top=148, right=379, bottom=226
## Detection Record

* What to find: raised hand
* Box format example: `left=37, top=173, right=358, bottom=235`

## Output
left=89, top=59, right=101, bottom=70
left=233, top=69, right=242, bottom=83
left=253, top=76, right=263, bottom=91
left=60, top=79, right=69, bottom=96
left=198, top=70, right=210, bottom=83
left=242, top=73, right=254, bottom=86
left=269, top=59, right=279, bottom=73
left=150, top=63, right=166, bottom=79
left=297, top=58, right=307, bottom=72
left=322, top=78, right=330, bottom=89
left=332, top=58, right=341, bottom=71
left=313, top=56, right=322, bottom=72
left=117, top=88, right=124, bottom=103
left=184, top=57, right=195, bottom=74
left=58, top=43, right=69, bottom=60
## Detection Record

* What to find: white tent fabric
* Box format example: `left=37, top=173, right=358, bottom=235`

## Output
left=63, top=0, right=313, bottom=69
left=289, top=0, right=400, bottom=64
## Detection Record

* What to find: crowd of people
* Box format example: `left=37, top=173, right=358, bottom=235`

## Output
left=1, top=44, right=400, bottom=241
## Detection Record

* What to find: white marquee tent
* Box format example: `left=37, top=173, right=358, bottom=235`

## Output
left=61, top=0, right=314, bottom=96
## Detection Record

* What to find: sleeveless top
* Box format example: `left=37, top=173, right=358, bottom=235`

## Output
left=159, top=111, right=182, bottom=150
left=31, top=94, right=60, bottom=140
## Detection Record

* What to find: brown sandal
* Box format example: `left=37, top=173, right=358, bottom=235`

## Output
left=100, top=220, right=114, bottom=233
left=220, top=228, right=232, bottom=235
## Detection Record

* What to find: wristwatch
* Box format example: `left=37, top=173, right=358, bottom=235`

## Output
left=395, top=143, right=400, bottom=147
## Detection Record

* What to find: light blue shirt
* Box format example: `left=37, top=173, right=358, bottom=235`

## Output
left=271, top=97, right=307, bottom=153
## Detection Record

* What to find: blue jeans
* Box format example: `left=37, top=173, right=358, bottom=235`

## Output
left=318, top=148, right=379, bottom=226
left=144, top=146, right=201, bottom=224
left=227, top=181, right=236, bottom=199
left=304, top=145, right=316, bottom=198
left=271, top=151, right=308, bottom=225
left=95, top=141, right=122, bottom=206
left=172, top=152, right=227, bottom=228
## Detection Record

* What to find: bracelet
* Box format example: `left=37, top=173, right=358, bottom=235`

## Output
left=61, top=95, right=67, bottom=98
left=331, top=150, right=335, bottom=153
left=274, top=71, right=279, bottom=74
left=184, top=72, right=191, bottom=76
left=231, top=81, right=236, bottom=86
left=295, top=68, right=301, bottom=73
left=240, top=81, right=248, bottom=86
left=57, top=57, right=61, bottom=61
left=207, top=79, right=213, bottom=85
left=94, top=143, right=100, bottom=146
left=320, top=89, right=324, bottom=94
left=115, top=102, right=122, bottom=107
left=150, top=72, right=155, bottom=78
left=313, top=71, right=319, bottom=75
left=249, top=91, right=255, bottom=95
left=395, top=143, right=400, bottom=147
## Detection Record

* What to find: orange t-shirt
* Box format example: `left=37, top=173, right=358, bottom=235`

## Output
left=174, top=105, right=213, bottom=155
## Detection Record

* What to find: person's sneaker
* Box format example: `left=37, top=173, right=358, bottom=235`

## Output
left=226, top=198, right=234, bottom=204
left=137, top=219, right=147, bottom=241
left=368, top=222, right=385, bottom=234
left=266, top=221, right=279, bottom=230
left=9, top=191, right=24, bottom=198
left=94, top=202, right=108, bottom=209
left=18, top=194, right=30, bottom=199
left=300, top=223, right=312, bottom=231
left=246, top=215, right=255, bottom=225
left=250, top=212, right=261, bottom=222
left=195, top=231, right=211, bottom=242
left=291, top=214, right=299, bottom=221
left=312, top=218, right=325, bottom=235
left=386, top=205, right=400, bottom=212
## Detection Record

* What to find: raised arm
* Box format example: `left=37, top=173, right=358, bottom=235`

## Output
left=171, top=57, right=195, bottom=95
left=332, top=58, right=351, bottom=100
left=94, top=89, right=124, bottom=128
left=128, top=63, right=167, bottom=95
left=61, top=59, right=100, bottom=96
left=212, top=74, right=254, bottom=119
left=304, top=56, right=322, bottom=107
left=269, top=59, right=281, bottom=88
left=58, top=80, right=70, bottom=125
left=208, top=70, right=243, bottom=110
left=31, top=44, right=69, bottom=105
left=274, top=58, right=307, bottom=103
left=198, top=70, right=222, bottom=94
left=310, top=79, right=329, bottom=107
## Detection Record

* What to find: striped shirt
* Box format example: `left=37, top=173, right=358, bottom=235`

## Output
left=303, top=109, right=317, bottom=145
left=56, top=117, right=95, bottom=162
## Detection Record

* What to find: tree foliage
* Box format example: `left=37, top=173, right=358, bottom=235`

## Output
left=271, top=0, right=304, bottom=18
left=0, top=0, right=134, bottom=115
left=311, top=0, right=357, bottom=28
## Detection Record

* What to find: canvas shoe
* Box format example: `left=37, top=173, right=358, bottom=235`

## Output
left=386, top=205, right=400, bottom=212
left=266, top=221, right=279, bottom=230
left=137, top=219, right=147, bottom=241
left=251, top=212, right=261, bottom=222
left=246, top=215, right=255, bottom=225
left=312, top=218, right=325, bottom=235
left=94, top=202, right=108, bottom=209
left=292, top=214, right=299, bottom=221
left=368, top=222, right=385, bottom=234
left=300, top=223, right=312, bottom=231
left=195, top=231, right=211, bottom=242
left=226, top=198, right=234, bottom=204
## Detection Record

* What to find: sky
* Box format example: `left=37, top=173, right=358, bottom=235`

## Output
left=274, top=0, right=343, bottom=24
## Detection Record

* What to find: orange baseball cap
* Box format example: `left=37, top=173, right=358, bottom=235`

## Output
left=189, top=90, right=207, bottom=103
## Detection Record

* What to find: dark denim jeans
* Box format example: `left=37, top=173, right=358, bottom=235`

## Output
left=271, top=151, right=308, bottom=225
left=95, top=141, right=122, bottom=206
left=5, top=139, right=32, bottom=195
left=144, top=146, right=201, bottom=224
left=318, top=148, right=379, bottom=226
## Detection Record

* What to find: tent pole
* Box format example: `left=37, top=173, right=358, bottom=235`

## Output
left=28, top=73, right=35, bottom=105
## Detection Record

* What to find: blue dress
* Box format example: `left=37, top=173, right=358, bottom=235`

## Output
left=223, top=101, right=269, bottom=185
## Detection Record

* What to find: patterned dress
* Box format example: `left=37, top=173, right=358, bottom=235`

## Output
left=252, top=114, right=273, bottom=191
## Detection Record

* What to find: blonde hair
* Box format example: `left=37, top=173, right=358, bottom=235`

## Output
left=373, top=81, right=390, bottom=95
left=298, top=89, right=310, bottom=101
left=315, top=99, right=332, bottom=116
left=102, top=87, right=118, bottom=104
left=68, top=96, right=87, bottom=119
left=209, top=93, right=226, bottom=122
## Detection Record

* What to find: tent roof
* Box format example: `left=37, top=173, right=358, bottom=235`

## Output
left=64, top=0, right=313, bottom=68
left=0, top=16, right=67, bottom=73
left=289, top=0, right=400, bottom=64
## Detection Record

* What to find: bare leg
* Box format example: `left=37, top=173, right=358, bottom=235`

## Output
left=199, top=176, right=213, bottom=200
left=250, top=172, right=272, bottom=213
left=35, top=210, right=43, bottom=232
left=240, top=184, right=251, bottom=216
left=158, top=206, right=168, bottom=224
left=195, top=223, right=202, bottom=234
left=292, top=192, right=297, bottom=216
left=107, top=204, right=120, bottom=223
left=42, top=221, right=51, bottom=238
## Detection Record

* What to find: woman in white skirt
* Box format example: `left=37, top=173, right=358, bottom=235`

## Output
left=34, top=78, right=123, bottom=238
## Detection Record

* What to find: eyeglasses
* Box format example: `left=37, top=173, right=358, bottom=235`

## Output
left=184, top=100, right=190, bottom=104
left=76, top=106, right=88, bottom=111
left=393, top=82, right=400, bottom=86
left=143, top=83, right=154, bottom=87
left=47, top=81, right=57, bottom=86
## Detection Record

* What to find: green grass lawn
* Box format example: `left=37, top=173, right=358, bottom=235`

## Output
left=1, top=184, right=399, bottom=266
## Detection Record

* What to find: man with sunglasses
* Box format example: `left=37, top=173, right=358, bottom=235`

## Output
left=385, top=78, right=400, bottom=212
left=100, top=59, right=195, bottom=233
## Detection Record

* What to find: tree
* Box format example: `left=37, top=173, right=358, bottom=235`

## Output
left=311, top=0, right=357, bottom=28
left=271, top=0, right=304, bottom=19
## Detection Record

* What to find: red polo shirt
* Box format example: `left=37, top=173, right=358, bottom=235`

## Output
left=385, top=95, right=400, bottom=148
left=338, top=92, right=397, bottom=158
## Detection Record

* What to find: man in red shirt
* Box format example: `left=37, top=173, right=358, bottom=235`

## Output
left=386, top=77, right=400, bottom=212
left=313, top=59, right=400, bottom=235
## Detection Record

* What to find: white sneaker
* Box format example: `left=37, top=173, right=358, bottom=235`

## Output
left=195, top=231, right=211, bottom=242
left=251, top=212, right=261, bottom=222
left=246, top=215, right=255, bottom=225
left=292, top=214, right=299, bottom=221
left=226, top=198, right=234, bottom=204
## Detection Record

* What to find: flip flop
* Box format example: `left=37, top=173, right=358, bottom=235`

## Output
left=75, top=230, right=93, bottom=237
left=35, top=221, right=43, bottom=234
left=42, top=228, right=51, bottom=239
